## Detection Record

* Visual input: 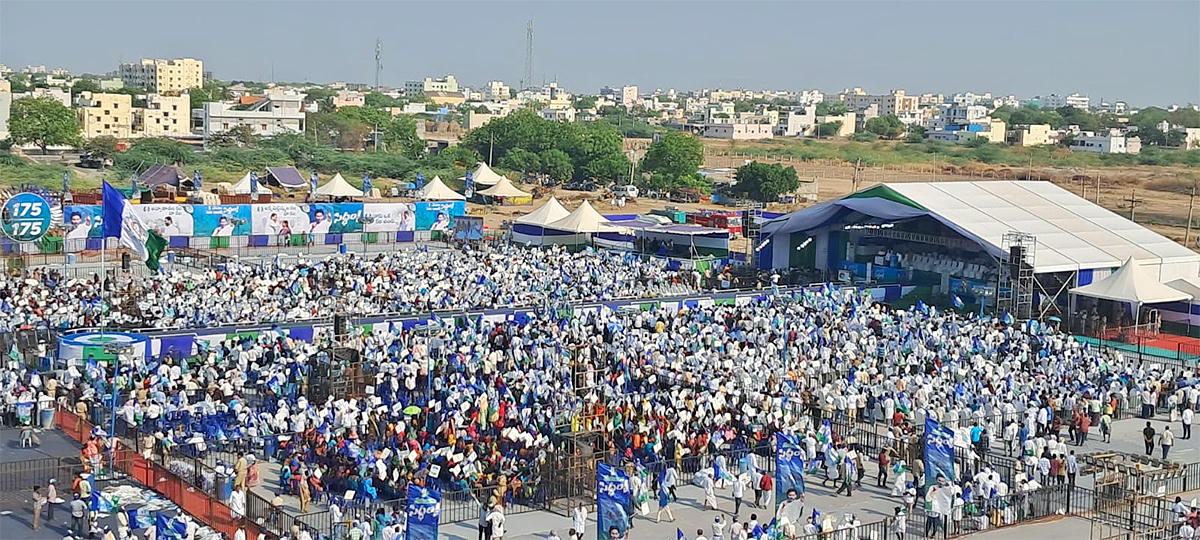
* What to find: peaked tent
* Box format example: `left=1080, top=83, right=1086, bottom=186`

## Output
left=512, top=197, right=571, bottom=246
left=313, top=173, right=363, bottom=198
left=478, top=176, right=531, bottom=199
left=138, top=164, right=184, bottom=188
left=266, top=166, right=307, bottom=188
left=1163, top=277, right=1200, bottom=327
left=546, top=200, right=612, bottom=233
left=1070, top=257, right=1192, bottom=305
left=229, top=172, right=254, bottom=195
left=414, top=176, right=466, bottom=201
left=463, top=162, right=507, bottom=186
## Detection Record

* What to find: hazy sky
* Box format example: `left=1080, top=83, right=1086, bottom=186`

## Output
left=2, top=1, right=1197, bottom=105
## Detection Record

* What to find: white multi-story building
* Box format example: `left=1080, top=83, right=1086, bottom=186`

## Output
left=703, top=122, right=774, bottom=140
left=483, top=81, right=511, bottom=101
left=404, top=75, right=458, bottom=98
left=777, top=107, right=816, bottom=137
left=135, top=94, right=191, bottom=138
left=1068, top=130, right=1140, bottom=154
left=119, top=58, right=204, bottom=94
left=201, top=92, right=306, bottom=141
left=1040, top=93, right=1090, bottom=110
left=796, top=89, right=824, bottom=107
left=539, top=107, right=576, bottom=122
left=621, top=85, right=638, bottom=109
left=944, top=105, right=988, bottom=125
left=331, top=90, right=365, bottom=109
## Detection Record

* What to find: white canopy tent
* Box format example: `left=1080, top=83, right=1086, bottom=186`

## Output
left=228, top=172, right=255, bottom=195
left=515, top=197, right=570, bottom=226
left=1070, top=257, right=1193, bottom=329
left=546, top=200, right=612, bottom=234
left=462, top=161, right=507, bottom=186
left=478, top=176, right=531, bottom=199
left=414, top=176, right=466, bottom=201
left=313, top=173, right=363, bottom=198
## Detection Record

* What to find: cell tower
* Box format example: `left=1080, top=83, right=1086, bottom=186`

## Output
left=521, top=20, right=534, bottom=90
left=374, top=38, right=383, bottom=91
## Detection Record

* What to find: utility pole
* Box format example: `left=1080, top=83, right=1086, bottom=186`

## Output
left=1125, top=190, right=1143, bottom=222
left=1187, top=184, right=1196, bottom=247
left=1094, top=170, right=1101, bottom=204
left=488, top=132, right=494, bottom=166
left=1027, top=152, right=1033, bottom=181
left=852, top=158, right=862, bottom=192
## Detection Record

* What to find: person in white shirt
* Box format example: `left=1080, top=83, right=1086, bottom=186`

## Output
left=712, top=515, right=727, bottom=540
left=1183, top=407, right=1194, bottom=440
left=309, top=210, right=331, bottom=234
left=1181, top=521, right=1196, bottom=539
left=212, top=217, right=235, bottom=237
left=487, top=504, right=506, bottom=540
left=732, top=473, right=746, bottom=516
left=572, top=502, right=588, bottom=536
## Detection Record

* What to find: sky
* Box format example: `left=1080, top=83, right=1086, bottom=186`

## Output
left=1, top=0, right=1197, bottom=106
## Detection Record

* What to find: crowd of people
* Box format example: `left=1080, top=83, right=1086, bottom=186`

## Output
left=0, top=244, right=700, bottom=331
left=3, top=246, right=1198, bottom=539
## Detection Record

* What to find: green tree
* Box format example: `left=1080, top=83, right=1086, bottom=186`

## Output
left=864, top=115, right=905, bottom=139
left=473, top=104, right=492, bottom=114
left=364, top=93, right=403, bottom=109
left=498, top=148, right=541, bottom=173
left=380, top=115, right=424, bottom=158
left=731, top=161, right=800, bottom=202
left=734, top=102, right=755, bottom=113
left=539, top=149, right=573, bottom=183
left=816, top=121, right=843, bottom=138
left=639, top=131, right=703, bottom=187
left=82, top=136, right=118, bottom=168
left=8, top=96, right=82, bottom=154
left=816, top=102, right=846, bottom=116
left=572, top=96, right=597, bottom=110
left=989, top=105, right=1014, bottom=123
left=305, top=87, right=338, bottom=112
left=207, top=125, right=259, bottom=148
left=189, top=80, right=231, bottom=111
left=70, top=78, right=101, bottom=98
left=7, top=74, right=30, bottom=93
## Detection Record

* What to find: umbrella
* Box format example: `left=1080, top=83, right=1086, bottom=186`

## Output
left=1047, top=316, right=1062, bottom=322
left=403, top=405, right=421, bottom=416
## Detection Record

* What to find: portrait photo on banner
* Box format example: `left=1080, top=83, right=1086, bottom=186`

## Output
left=192, top=205, right=251, bottom=237
left=133, top=204, right=195, bottom=238
left=363, top=203, right=416, bottom=233
left=250, top=204, right=312, bottom=235
left=307, top=203, right=363, bottom=234
left=63, top=205, right=104, bottom=239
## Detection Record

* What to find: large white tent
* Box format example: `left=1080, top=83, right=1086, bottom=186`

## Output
left=512, top=197, right=570, bottom=246
left=228, top=172, right=255, bottom=195
left=478, top=176, right=531, bottom=199
left=546, top=200, right=611, bottom=233
left=414, top=175, right=466, bottom=201
left=313, top=173, right=363, bottom=198
left=1071, top=257, right=1193, bottom=305
left=1163, top=277, right=1200, bottom=326
left=463, top=161, right=507, bottom=186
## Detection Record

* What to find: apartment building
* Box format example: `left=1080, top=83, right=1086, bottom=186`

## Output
left=1068, top=130, right=1141, bottom=154
left=621, top=85, right=638, bottom=109
left=842, top=89, right=920, bottom=116
left=201, top=92, right=306, bottom=141
left=77, top=92, right=135, bottom=138
left=1008, top=124, right=1052, bottom=147
left=405, top=75, right=458, bottom=98
left=119, top=58, right=204, bottom=94
left=483, top=81, right=511, bottom=101
left=1040, top=93, right=1090, bottom=110
left=332, top=90, right=365, bottom=109
left=135, top=94, right=190, bottom=137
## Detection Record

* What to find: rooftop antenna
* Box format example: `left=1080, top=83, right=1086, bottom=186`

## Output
left=374, top=38, right=383, bottom=92
left=521, top=20, right=534, bottom=91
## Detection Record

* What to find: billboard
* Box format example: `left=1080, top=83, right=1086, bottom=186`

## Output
left=133, top=204, right=195, bottom=238
left=415, top=201, right=464, bottom=232
left=363, top=203, right=416, bottom=233
left=250, top=203, right=312, bottom=235
left=63, top=205, right=105, bottom=239
left=307, top=203, right=362, bottom=234
left=193, top=205, right=251, bottom=237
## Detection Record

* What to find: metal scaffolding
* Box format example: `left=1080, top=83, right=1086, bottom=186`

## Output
left=998, top=231, right=1036, bottom=320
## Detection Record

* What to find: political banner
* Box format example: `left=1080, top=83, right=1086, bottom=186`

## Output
left=454, top=215, right=484, bottom=241
left=193, top=205, right=250, bottom=237
left=133, top=204, right=194, bottom=238
left=405, top=483, right=440, bottom=540
left=63, top=205, right=104, bottom=239
left=250, top=203, right=311, bottom=235
left=924, top=417, right=955, bottom=490
left=363, top=203, right=416, bottom=233
left=775, top=432, right=806, bottom=503
left=307, top=202, right=362, bottom=234
left=414, top=200, right=464, bottom=232
left=597, top=462, right=631, bottom=540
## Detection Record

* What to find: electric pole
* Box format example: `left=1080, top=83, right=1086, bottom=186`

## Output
left=1125, top=190, right=1143, bottom=222
left=852, top=158, right=862, bottom=192
left=1187, top=184, right=1196, bottom=247
left=1094, top=170, right=1101, bottom=204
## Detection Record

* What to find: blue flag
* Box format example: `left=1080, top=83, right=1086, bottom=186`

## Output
left=405, top=483, right=440, bottom=540
left=192, top=169, right=202, bottom=191
left=416, top=172, right=426, bottom=189
left=101, top=181, right=125, bottom=238
left=249, top=172, right=259, bottom=195
left=156, top=514, right=186, bottom=539
left=310, top=172, right=319, bottom=191
left=1002, top=312, right=1015, bottom=325
left=362, top=173, right=372, bottom=197
left=597, top=462, right=631, bottom=540
left=774, top=432, right=806, bottom=501
left=465, top=171, right=474, bottom=195
left=677, top=529, right=686, bottom=540
left=63, top=170, right=70, bottom=194
left=952, top=295, right=964, bottom=309
left=924, top=417, right=956, bottom=490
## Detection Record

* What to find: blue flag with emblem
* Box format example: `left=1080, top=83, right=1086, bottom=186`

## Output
left=465, top=171, right=474, bottom=196
left=1002, top=312, right=1014, bottom=325
left=775, top=432, right=806, bottom=501
left=249, top=172, right=259, bottom=195
left=155, top=513, right=187, bottom=539
left=416, top=172, right=426, bottom=189
left=362, top=173, right=372, bottom=198
left=924, top=417, right=956, bottom=490
left=192, top=170, right=202, bottom=191
left=597, top=462, right=631, bottom=540
left=405, top=483, right=440, bottom=540
left=310, top=172, right=319, bottom=191
left=952, top=295, right=964, bottom=309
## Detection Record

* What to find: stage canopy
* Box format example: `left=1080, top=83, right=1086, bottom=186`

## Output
left=478, top=176, right=531, bottom=198
left=762, top=181, right=1200, bottom=278
left=515, top=197, right=570, bottom=226
left=139, top=164, right=184, bottom=188
left=1071, top=257, right=1192, bottom=305
left=313, top=173, right=363, bottom=198
left=463, top=162, right=507, bottom=186
left=546, top=200, right=612, bottom=233
left=414, top=175, right=465, bottom=201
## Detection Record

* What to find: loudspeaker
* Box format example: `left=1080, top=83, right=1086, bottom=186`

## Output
left=121, top=253, right=131, bottom=270
left=1009, top=245, right=1025, bottom=264
left=333, top=314, right=347, bottom=336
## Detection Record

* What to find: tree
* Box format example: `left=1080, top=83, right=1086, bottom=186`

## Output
left=498, top=148, right=541, bottom=173
left=8, top=96, right=82, bottom=154
left=364, top=93, right=403, bottom=109
left=70, top=78, right=101, bottom=98
left=473, top=104, right=492, bottom=114
left=189, top=80, right=231, bottom=111
left=380, top=115, right=424, bottom=158
left=539, top=149, right=573, bottom=183
left=816, top=102, right=846, bottom=116
left=731, top=161, right=800, bottom=202
left=208, top=125, right=259, bottom=148
left=864, top=115, right=905, bottom=139
left=572, top=96, right=597, bottom=110
left=7, top=74, right=30, bottom=93
left=639, top=131, right=703, bottom=187
left=734, top=102, right=755, bottom=113
left=83, top=136, right=118, bottom=168
left=816, top=121, right=843, bottom=138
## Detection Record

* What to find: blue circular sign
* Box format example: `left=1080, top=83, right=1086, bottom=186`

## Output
left=1, top=193, right=53, bottom=243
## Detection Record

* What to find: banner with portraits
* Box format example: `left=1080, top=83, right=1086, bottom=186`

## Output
left=362, top=203, right=416, bottom=233
left=193, top=205, right=252, bottom=237
left=63, top=205, right=105, bottom=239
left=250, top=203, right=312, bottom=235
left=133, top=204, right=195, bottom=238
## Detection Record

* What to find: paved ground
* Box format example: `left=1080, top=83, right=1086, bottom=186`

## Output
left=0, top=427, right=84, bottom=463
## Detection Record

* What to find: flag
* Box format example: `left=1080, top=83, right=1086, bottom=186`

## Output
left=1002, top=312, right=1014, bottom=325
left=405, top=483, right=441, bottom=540
left=102, top=182, right=166, bottom=270
left=597, top=463, right=631, bottom=540
left=817, top=419, right=832, bottom=444
left=416, top=172, right=426, bottom=189
left=249, top=172, right=259, bottom=195
left=924, top=417, right=955, bottom=490
left=952, top=295, right=964, bottom=309
left=774, top=432, right=806, bottom=502
left=310, top=172, right=319, bottom=191
left=465, top=171, right=474, bottom=195
left=63, top=170, right=70, bottom=195
left=192, top=170, right=202, bottom=191
left=156, top=514, right=186, bottom=539
left=362, top=174, right=372, bottom=197
left=677, top=528, right=686, bottom=540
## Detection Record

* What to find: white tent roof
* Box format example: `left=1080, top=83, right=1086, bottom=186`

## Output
left=229, top=172, right=254, bottom=195
left=515, top=197, right=570, bottom=226
left=546, top=200, right=612, bottom=233
left=1167, top=277, right=1200, bottom=301
left=463, top=162, right=507, bottom=186
left=478, top=176, right=531, bottom=198
left=415, top=175, right=465, bottom=201
left=1071, top=257, right=1193, bottom=304
left=313, top=173, right=363, bottom=197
